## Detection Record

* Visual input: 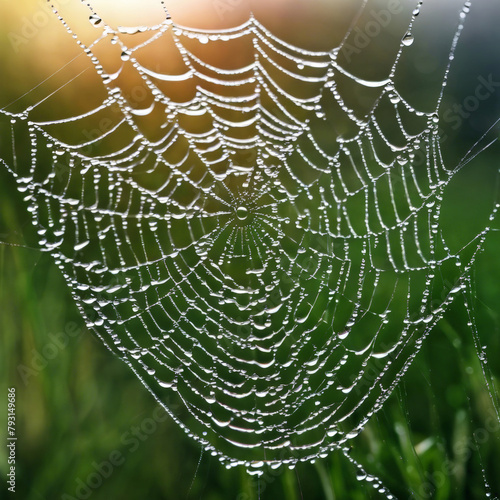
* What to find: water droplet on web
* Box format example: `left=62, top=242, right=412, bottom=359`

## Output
left=89, top=14, right=102, bottom=27
left=402, top=33, right=414, bottom=46
left=338, top=330, right=349, bottom=340
left=345, top=430, right=359, bottom=439
left=130, top=349, right=141, bottom=359
left=158, top=380, right=175, bottom=389
left=389, top=94, right=401, bottom=104
left=356, top=470, right=367, bottom=481
left=121, top=50, right=131, bottom=62
left=198, top=35, right=209, bottom=44
left=118, top=25, right=147, bottom=35
left=236, top=206, right=249, bottom=221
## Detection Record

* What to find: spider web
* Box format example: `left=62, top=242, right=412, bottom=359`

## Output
left=1, top=0, right=499, bottom=497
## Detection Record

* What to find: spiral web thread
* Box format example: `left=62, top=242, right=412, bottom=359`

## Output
left=1, top=0, right=499, bottom=496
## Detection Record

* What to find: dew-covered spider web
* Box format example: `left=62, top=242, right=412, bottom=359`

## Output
left=1, top=0, right=500, bottom=497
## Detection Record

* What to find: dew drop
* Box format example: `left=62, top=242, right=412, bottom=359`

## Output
left=89, top=14, right=102, bottom=27
left=118, top=25, right=146, bottom=35
left=389, top=94, right=401, bottom=104
left=356, top=470, right=367, bottom=481
left=236, top=206, right=249, bottom=221
left=338, top=330, right=349, bottom=340
left=158, top=376, right=176, bottom=389
left=402, top=33, right=414, bottom=46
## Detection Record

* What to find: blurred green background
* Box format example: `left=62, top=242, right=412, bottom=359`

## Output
left=1, top=1, right=500, bottom=499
